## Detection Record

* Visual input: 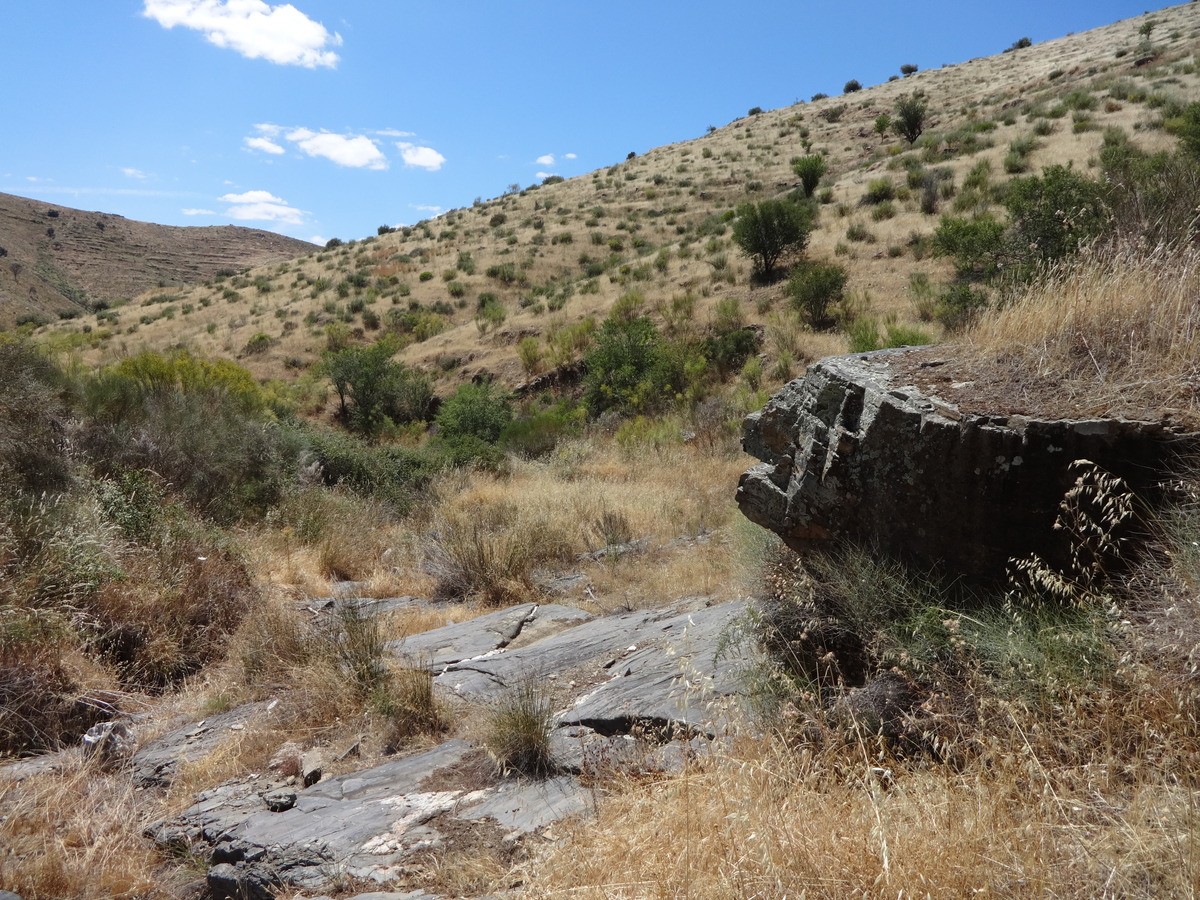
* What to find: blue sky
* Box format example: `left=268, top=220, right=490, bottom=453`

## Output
left=1, top=1, right=1170, bottom=245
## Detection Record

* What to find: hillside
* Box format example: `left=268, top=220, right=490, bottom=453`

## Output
left=0, top=192, right=315, bottom=329
left=28, top=3, right=1200, bottom=396
left=6, top=5, right=1200, bottom=900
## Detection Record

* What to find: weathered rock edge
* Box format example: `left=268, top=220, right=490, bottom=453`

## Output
left=738, top=349, right=1197, bottom=577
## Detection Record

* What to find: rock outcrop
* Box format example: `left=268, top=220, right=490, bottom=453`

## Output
left=146, top=596, right=751, bottom=895
left=738, top=349, right=1195, bottom=578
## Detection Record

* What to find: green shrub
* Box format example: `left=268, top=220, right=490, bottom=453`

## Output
left=583, top=316, right=688, bottom=415
left=788, top=260, right=848, bottom=329
left=436, top=381, right=513, bottom=445
left=790, top=155, right=826, bottom=197
left=732, top=199, right=816, bottom=279
left=935, top=282, right=989, bottom=331
left=932, top=215, right=1006, bottom=279
left=324, top=339, right=432, bottom=435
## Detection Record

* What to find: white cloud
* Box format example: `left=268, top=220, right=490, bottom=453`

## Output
left=396, top=143, right=446, bottom=171
left=245, top=136, right=285, bottom=155
left=182, top=208, right=216, bottom=215
left=565, top=153, right=577, bottom=160
left=535, top=171, right=553, bottom=180
left=536, top=153, right=555, bottom=166
left=375, top=128, right=414, bottom=138
left=412, top=204, right=442, bottom=213
left=310, top=235, right=326, bottom=245
left=287, top=127, right=387, bottom=169
left=219, top=189, right=306, bottom=224
left=122, top=167, right=149, bottom=179
left=143, top=0, right=341, bottom=68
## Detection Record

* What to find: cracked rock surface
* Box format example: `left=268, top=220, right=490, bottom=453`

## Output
left=738, top=348, right=1196, bottom=578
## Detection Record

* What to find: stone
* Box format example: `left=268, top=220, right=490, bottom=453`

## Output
left=261, top=788, right=297, bottom=812
left=739, top=349, right=1194, bottom=578
left=81, top=720, right=136, bottom=768
left=207, top=861, right=276, bottom=900
left=131, top=700, right=278, bottom=787
left=386, top=603, right=592, bottom=670
left=154, top=739, right=590, bottom=894
left=433, top=599, right=750, bottom=737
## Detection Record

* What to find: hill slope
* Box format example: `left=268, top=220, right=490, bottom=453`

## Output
left=26, top=4, right=1200, bottom=394
left=0, top=192, right=315, bottom=328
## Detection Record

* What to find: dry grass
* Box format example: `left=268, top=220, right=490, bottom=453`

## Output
left=0, top=764, right=181, bottom=900
left=965, top=246, right=1200, bottom=417
left=521, top=672, right=1200, bottom=899
left=426, top=438, right=745, bottom=608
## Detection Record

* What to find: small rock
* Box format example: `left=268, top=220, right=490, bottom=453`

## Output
left=335, top=740, right=362, bottom=762
left=267, top=741, right=302, bottom=777
left=81, top=721, right=136, bottom=768
left=261, top=789, right=297, bottom=813
left=301, top=749, right=323, bottom=787
left=207, top=862, right=276, bottom=900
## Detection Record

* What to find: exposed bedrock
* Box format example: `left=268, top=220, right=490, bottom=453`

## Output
left=738, top=349, right=1197, bottom=578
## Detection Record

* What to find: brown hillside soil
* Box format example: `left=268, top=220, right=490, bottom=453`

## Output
left=0, top=191, right=314, bottom=327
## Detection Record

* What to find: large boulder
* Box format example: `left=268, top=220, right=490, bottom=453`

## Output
left=738, top=349, right=1195, bottom=578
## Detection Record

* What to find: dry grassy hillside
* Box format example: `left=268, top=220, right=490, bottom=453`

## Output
left=28, top=3, right=1200, bottom=401
left=0, top=192, right=315, bottom=330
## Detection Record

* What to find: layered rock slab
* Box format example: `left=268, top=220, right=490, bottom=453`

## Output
left=738, top=349, right=1194, bottom=577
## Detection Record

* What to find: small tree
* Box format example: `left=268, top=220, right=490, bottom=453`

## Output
left=325, top=338, right=432, bottom=434
left=893, top=94, right=928, bottom=145
left=788, top=260, right=848, bottom=329
left=873, top=113, right=892, bottom=137
left=843, top=79, right=862, bottom=94
left=436, top=380, right=513, bottom=445
left=731, top=199, right=815, bottom=280
left=790, top=155, right=827, bottom=197
left=900, top=63, right=919, bottom=76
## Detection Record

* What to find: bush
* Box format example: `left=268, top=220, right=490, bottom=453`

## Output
left=790, top=155, right=826, bottom=198
left=731, top=199, right=816, bottom=280
left=0, top=338, right=73, bottom=498
left=935, top=282, right=989, bottom=331
left=844, top=79, right=862, bottom=94
left=83, top=352, right=296, bottom=520
left=583, top=316, right=687, bottom=415
left=1003, top=165, right=1108, bottom=268
left=436, top=380, right=513, bottom=445
left=788, top=260, right=848, bottom=329
left=863, top=178, right=896, bottom=204
left=325, top=339, right=433, bottom=434
left=893, top=94, right=928, bottom=144
left=932, top=215, right=1006, bottom=279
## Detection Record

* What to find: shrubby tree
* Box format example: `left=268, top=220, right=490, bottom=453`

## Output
left=790, top=155, right=827, bottom=197
left=933, top=215, right=1007, bottom=279
left=788, top=260, right=848, bottom=329
left=1003, top=165, right=1108, bottom=266
left=436, top=380, right=513, bottom=445
left=844, top=79, right=862, bottom=94
left=731, top=198, right=816, bottom=280
left=900, top=63, right=919, bottom=76
left=893, top=94, right=928, bottom=144
left=325, top=338, right=432, bottom=435
left=583, top=315, right=687, bottom=415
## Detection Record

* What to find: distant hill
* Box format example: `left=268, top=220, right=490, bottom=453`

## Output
left=0, top=192, right=315, bottom=327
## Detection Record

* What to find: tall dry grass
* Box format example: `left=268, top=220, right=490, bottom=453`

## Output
left=966, top=245, right=1200, bottom=417
left=0, top=764, right=181, bottom=900
left=521, top=669, right=1200, bottom=899
left=427, top=438, right=746, bottom=608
